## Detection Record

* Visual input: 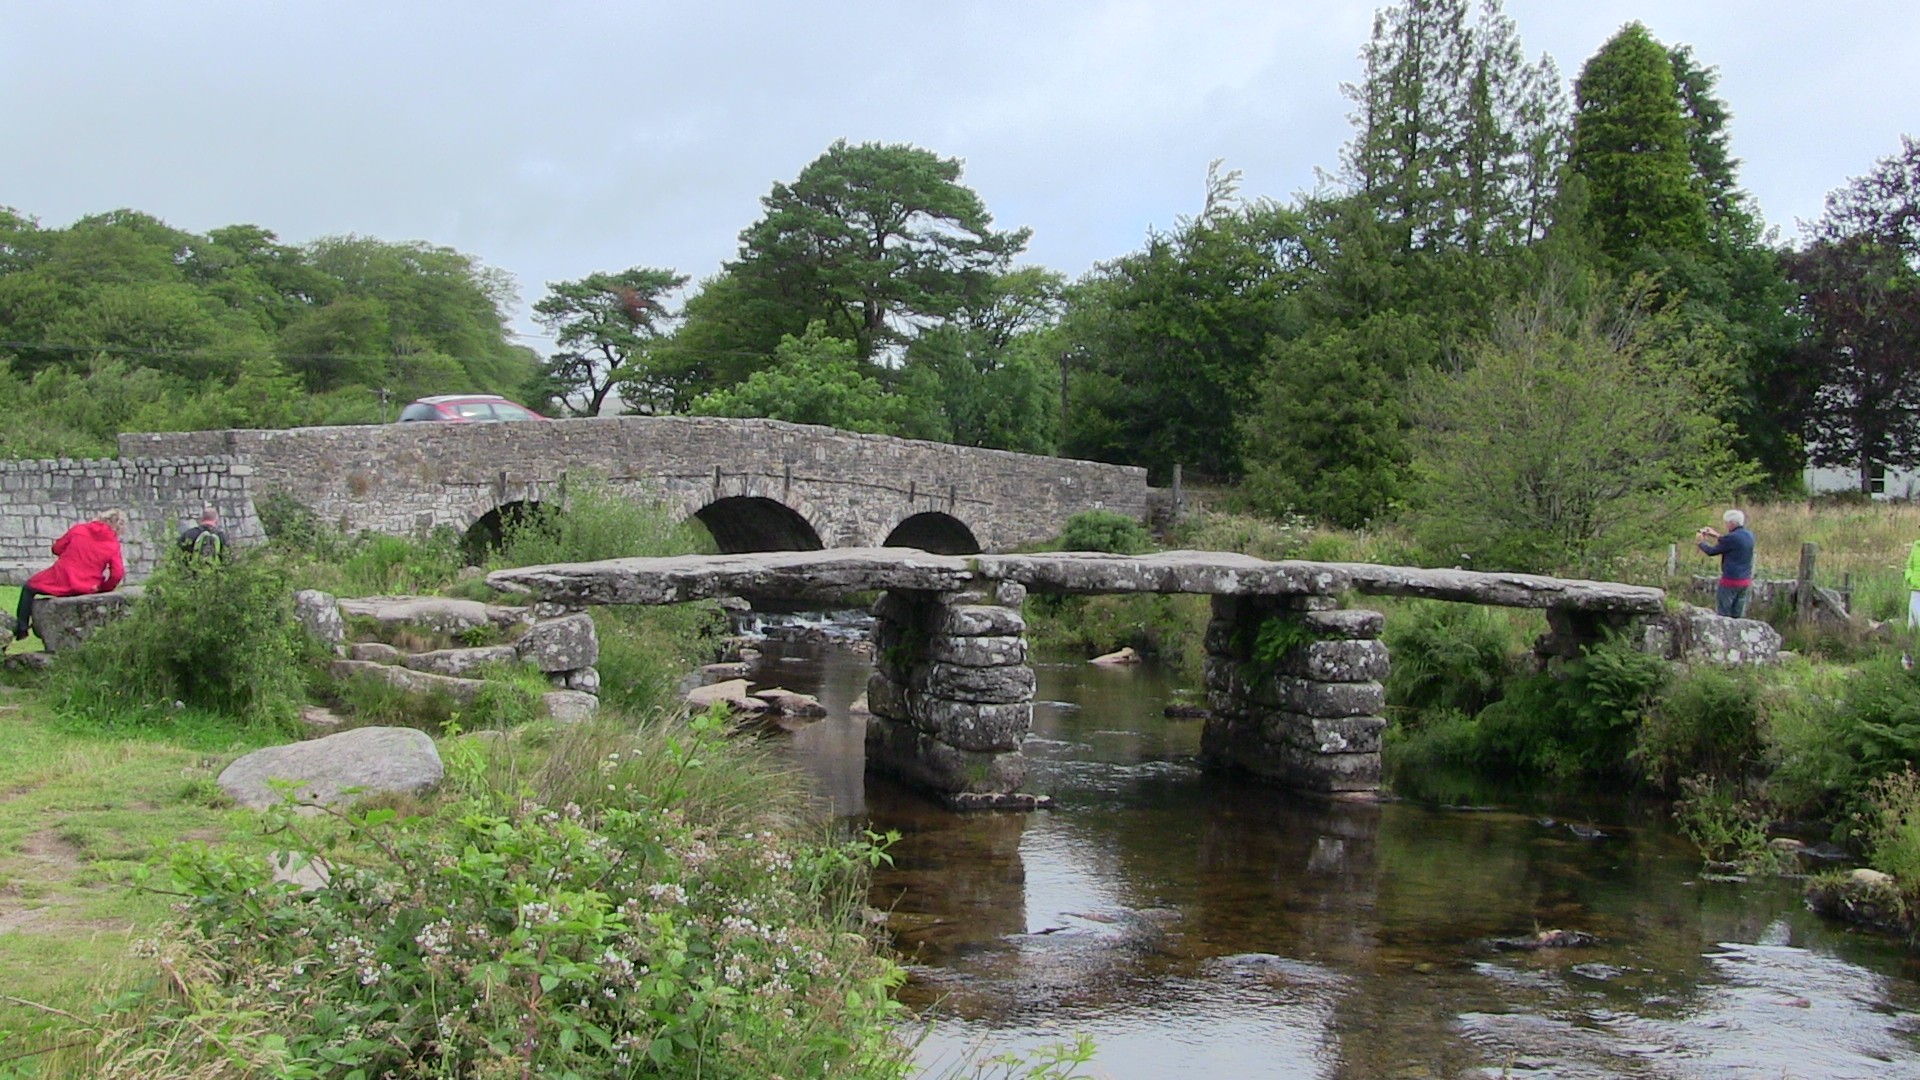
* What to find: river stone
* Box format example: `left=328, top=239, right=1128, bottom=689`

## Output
left=563, top=666, right=600, bottom=694
left=907, top=661, right=1036, bottom=704
left=542, top=690, right=599, bottom=723
left=752, top=687, right=826, bottom=717
left=217, top=726, right=443, bottom=809
left=402, top=644, right=520, bottom=677
left=1275, top=640, right=1389, bottom=683
left=330, top=658, right=488, bottom=704
left=864, top=716, right=1027, bottom=794
left=35, top=588, right=142, bottom=654
left=348, top=642, right=403, bottom=664
left=925, top=634, right=1027, bottom=667
left=516, top=613, right=598, bottom=672
left=293, top=589, right=344, bottom=649
left=685, top=679, right=768, bottom=715
left=1258, top=712, right=1387, bottom=754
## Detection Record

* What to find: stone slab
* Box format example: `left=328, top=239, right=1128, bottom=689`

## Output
left=402, top=644, right=520, bottom=677
left=515, top=612, right=599, bottom=672
left=491, top=548, right=978, bottom=606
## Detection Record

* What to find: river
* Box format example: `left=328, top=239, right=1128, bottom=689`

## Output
left=739, top=614, right=1920, bottom=1079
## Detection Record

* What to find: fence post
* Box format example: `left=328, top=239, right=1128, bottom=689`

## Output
left=1666, top=543, right=1678, bottom=578
left=1171, top=464, right=1184, bottom=525
left=1797, top=542, right=1818, bottom=622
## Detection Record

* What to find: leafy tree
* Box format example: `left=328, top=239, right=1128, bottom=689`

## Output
left=1568, top=23, right=1710, bottom=267
left=1407, top=279, right=1759, bottom=575
left=665, top=140, right=1029, bottom=385
left=531, top=267, right=688, bottom=416
left=901, top=267, right=1063, bottom=453
left=1783, top=137, right=1920, bottom=492
left=688, top=321, right=935, bottom=436
left=1061, top=165, right=1306, bottom=480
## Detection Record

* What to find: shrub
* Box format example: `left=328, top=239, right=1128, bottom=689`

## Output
left=1053, top=510, right=1151, bottom=555
left=1673, top=774, right=1782, bottom=872
left=1864, top=769, right=1920, bottom=901
left=490, top=482, right=713, bottom=568
left=49, top=550, right=307, bottom=731
left=92, top=718, right=910, bottom=1079
left=1636, top=666, right=1764, bottom=792
left=1384, top=602, right=1517, bottom=723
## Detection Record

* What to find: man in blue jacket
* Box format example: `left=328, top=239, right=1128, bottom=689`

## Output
left=1696, top=509, right=1755, bottom=618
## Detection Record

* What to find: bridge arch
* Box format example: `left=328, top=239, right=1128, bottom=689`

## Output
left=692, top=496, right=825, bottom=554
left=882, top=512, right=981, bottom=555
left=463, top=499, right=554, bottom=562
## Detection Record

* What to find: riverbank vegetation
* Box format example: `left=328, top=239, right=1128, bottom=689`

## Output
left=0, top=493, right=954, bottom=1078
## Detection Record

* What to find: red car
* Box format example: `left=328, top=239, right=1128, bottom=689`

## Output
left=397, top=395, right=548, bottom=423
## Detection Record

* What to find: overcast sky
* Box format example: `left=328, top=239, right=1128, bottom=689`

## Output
left=4, top=1, right=1915, bottom=353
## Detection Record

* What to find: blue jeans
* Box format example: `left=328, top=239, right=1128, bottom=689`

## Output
left=1716, top=583, right=1750, bottom=619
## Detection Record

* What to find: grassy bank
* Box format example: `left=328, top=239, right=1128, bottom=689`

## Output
left=0, top=485, right=939, bottom=1077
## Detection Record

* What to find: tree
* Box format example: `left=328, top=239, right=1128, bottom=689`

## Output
left=901, top=267, right=1064, bottom=453
left=1060, top=166, right=1306, bottom=480
left=1568, top=23, right=1710, bottom=267
left=1783, top=137, right=1920, bottom=492
left=687, top=322, right=935, bottom=436
left=1407, top=280, right=1758, bottom=575
left=532, top=268, right=687, bottom=416
left=665, top=141, right=1029, bottom=385
left=1341, top=0, right=1565, bottom=254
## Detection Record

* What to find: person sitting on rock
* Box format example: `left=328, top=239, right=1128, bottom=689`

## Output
left=8, top=509, right=127, bottom=648
left=178, top=504, right=231, bottom=561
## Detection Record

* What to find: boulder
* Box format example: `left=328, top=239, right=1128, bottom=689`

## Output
left=293, top=590, right=344, bottom=649
left=542, top=690, right=599, bottom=724
left=35, top=587, right=143, bottom=654
left=337, top=597, right=530, bottom=638
left=686, top=678, right=768, bottom=714
left=348, top=642, right=403, bottom=664
left=562, top=666, right=600, bottom=694
left=217, top=726, right=443, bottom=809
left=1633, top=606, right=1783, bottom=666
left=402, top=645, right=520, bottom=677
left=330, top=658, right=488, bottom=704
left=751, top=687, right=827, bottom=717
left=1090, top=647, right=1141, bottom=666
left=515, top=613, right=598, bottom=672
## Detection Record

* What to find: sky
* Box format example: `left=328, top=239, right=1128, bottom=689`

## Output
left=4, top=1, right=1916, bottom=354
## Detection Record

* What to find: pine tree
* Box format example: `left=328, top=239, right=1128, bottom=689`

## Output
left=1569, top=22, right=1710, bottom=265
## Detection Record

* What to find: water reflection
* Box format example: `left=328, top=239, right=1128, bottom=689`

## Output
left=744, top=627, right=1920, bottom=1078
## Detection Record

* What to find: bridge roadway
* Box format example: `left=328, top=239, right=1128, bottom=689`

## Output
left=491, top=548, right=1664, bottom=806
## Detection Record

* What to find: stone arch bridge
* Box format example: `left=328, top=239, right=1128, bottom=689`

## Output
left=490, top=548, right=1669, bottom=806
left=0, top=418, right=1148, bottom=582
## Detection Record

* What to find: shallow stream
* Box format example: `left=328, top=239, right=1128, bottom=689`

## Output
left=742, top=617, right=1920, bottom=1079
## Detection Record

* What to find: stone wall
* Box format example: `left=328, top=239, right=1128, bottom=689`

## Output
left=120, top=416, right=1149, bottom=552
left=0, top=456, right=261, bottom=584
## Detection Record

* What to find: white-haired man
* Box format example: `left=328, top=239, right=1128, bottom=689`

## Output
left=1695, top=509, right=1755, bottom=618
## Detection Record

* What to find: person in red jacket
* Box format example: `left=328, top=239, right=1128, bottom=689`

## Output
left=11, top=509, right=127, bottom=644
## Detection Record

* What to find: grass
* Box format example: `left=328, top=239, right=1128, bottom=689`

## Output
left=0, top=698, right=285, bottom=1050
